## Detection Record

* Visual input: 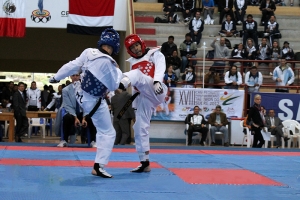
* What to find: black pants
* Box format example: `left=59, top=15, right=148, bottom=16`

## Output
left=14, top=113, right=29, bottom=137
left=243, top=31, right=258, bottom=47
left=188, top=125, right=208, bottom=145
left=190, top=31, right=202, bottom=45
left=251, top=126, right=265, bottom=148
left=113, top=119, right=131, bottom=145
left=261, top=10, right=274, bottom=25
left=270, top=126, right=284, bottom=146
left=234, top=10, right=246, bottom=22
left=63, top=113, right=96, bottom=143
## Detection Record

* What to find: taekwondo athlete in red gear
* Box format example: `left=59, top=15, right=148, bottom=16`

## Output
left=119, top=34, right=168, bottom=173
left=49, top=28, right=122, bottom=178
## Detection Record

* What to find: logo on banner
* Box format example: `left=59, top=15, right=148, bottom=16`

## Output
left=220, top=91, right=241, bottom=106
left=61, top=11, right=69, bottom=17
left=31, top=0, right=51, bottom=23
left=2, top=0, right=16, bottom=15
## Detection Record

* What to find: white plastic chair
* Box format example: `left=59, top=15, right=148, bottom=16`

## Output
left=269, top=127, right=285, bottom=148
left=4, top=120, right=9, bottom=138
left=185, top=124, right=206, bottom=146
left=240, top=120, right=253, bottom=148
left=28, top=118, right=46, bottom=138
left=240, top=120, right=269, bottom=148
left=4, top=120, right=16, bottom=138
left=282, top=120, right=300, bottom=148
left=208, top=124, right=228, bottom=146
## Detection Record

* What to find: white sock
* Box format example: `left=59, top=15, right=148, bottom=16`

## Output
left=138, top=152, right=149, bottom=161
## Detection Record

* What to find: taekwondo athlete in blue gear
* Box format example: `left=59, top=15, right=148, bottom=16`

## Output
left=49, top=28, right=122, bottom=178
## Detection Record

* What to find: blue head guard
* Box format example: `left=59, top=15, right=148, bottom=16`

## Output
left=97, top=28, right=120, bottom=55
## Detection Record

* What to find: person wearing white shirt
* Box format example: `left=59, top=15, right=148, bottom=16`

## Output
left=273, top=58, right=294, bottom=93
left=189, top=10, right=204, bottom=45
left=245, top=66, right=263, bottom=93
left=26, top=81, right=41, bottom=111
left=224, top=65, right=242, bottom=89
left=185, top=106, right=208, bottom=146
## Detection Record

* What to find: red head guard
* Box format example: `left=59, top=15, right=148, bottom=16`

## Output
left=124, top=34, right=146, bottom=58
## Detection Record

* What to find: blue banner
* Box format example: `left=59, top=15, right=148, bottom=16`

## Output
left=250, top=92, right=300, bottom=120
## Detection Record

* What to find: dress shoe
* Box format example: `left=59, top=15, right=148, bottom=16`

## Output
left=15, top=136, right=22, bottom=143
left=211, top=142, right=216, bottom=146
left=284, top=137, right=290, bottom=142
left=200, top=141, right=205, bottom=146
left=224, top=142, right=230, bottom=147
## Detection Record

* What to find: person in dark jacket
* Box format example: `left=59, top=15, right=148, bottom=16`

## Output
left=166, top=50, right=181, bottom=79
left=229, top=43, right=247, bottom=67
left=185, top=106, right=208, bottom=146
left=219, top=14, right=238, bottom=37
left=218, top=0, right=234, bottom=25
left=164, top=64, right=179, bottom=87
left=161, top=36, right=178, bottom=59
left=182, top=0, right=195, bottom=23
left=259, top=0, right=276, bottom=26
left=163, top=0, right=176, bottom=23
left=189, top=10, right=204, bottom=45
left=234, top=0, right=247, bottom=25
left=12, top=82, right=29, bottom=142
left=179, top=33, right=198, bottom=72
left=182, top=65, right=196, bottom=88
left=247, top=94, right=265, bottom=148
left=243, top=14, right=258, bottom=47
left=264, top=15, right=280, bottom=47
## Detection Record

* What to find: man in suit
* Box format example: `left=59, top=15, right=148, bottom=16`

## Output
left=56, top=74, right=96, bottom=147
left=185, top=106, right=208, bottom=146
left=13, top=82, right=29, bottom=142
left=265, top=109, right=289, bottom=148
left=111, top=88, right=135, bottom=145
left=208, top=105, right=229, bottom=146
left=218, top=0, right=234, bottom=25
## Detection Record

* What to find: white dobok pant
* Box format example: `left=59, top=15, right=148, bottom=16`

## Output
left=123, top=69, right=167, bottom=155
left=78, top=90, right=115, bottom=165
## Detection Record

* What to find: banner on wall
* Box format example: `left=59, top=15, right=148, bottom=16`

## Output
left=250, top=92, right=300, bottom=121
left=25, top=0, right=126, bottom=31
left=152, top=88, right=245, bottom=121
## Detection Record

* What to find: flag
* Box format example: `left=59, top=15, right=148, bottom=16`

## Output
left=0, top=0, right=25, bottom=37
left=67, top=0, right=115, bottom=35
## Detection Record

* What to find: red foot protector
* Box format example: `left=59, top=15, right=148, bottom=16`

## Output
left=169, top=168, right=283, bottom=186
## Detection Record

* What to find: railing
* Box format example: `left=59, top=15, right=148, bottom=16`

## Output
left=174, top=58, right=300, bottom=116
left=128, top=0, right=136, bottom=34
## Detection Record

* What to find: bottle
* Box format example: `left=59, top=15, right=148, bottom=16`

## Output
left=40, top=118, right=44, bottom=124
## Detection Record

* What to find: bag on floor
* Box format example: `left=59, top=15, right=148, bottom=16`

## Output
left=225, top=38, right=232, bottom=49
left=206, top=50, right=214, bottom=59
left=257, top=31, right=265, bottom=38
left=154, top=17, right=168, bottom=23
left=172, top=13, right=180, bottom=23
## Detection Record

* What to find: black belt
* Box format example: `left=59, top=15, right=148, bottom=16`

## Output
left=86, top=98, right=102, bottom=118
left=117, top=92, right=140, bottom=120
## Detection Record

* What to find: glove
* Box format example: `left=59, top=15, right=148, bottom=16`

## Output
left=49, top=76, right=60, bottom=83
left=153, top=81, right=163, bottom=95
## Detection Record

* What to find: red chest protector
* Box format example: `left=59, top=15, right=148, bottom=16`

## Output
left=131, top=60, right=155, bottom=78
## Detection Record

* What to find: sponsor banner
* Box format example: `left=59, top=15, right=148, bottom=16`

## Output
left=25, top=0, right=126, bottom=30
left=251, top=92, right=300, bottom=121
left=26, top=0, right=67, bottom=28
left=152, top=88, right=245, bottom=121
